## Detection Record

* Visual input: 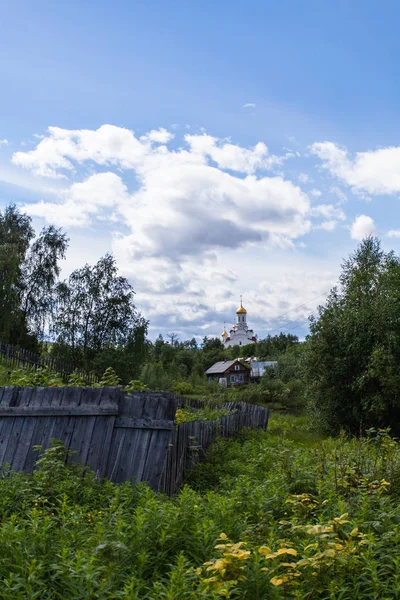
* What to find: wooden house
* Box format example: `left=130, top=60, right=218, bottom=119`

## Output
left=205, top=359, right=251, bottom=387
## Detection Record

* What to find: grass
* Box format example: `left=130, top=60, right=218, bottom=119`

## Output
left=0, top=363, right=9, bottom=385
left=0, top=414, right=399, bottom=597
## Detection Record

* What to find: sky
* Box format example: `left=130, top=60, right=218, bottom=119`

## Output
left=2, top=0, right=400, bottom=342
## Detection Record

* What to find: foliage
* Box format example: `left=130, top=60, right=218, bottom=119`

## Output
left=125, top=379, right=148, bottom=393
left=0, top=204, right=68, bottom=349
left=305, top=237, right=400, bottom=434
left=0, top=363, right=10, bottom=385
left=1, top=415, right=400, bottom=597
left=9, top=365, right=65, bottom=387
left=175, top=405, right=234, bottom=424
left=52, top=254, right=148, bottom=375
left=8, top=365, right=120, bottom=388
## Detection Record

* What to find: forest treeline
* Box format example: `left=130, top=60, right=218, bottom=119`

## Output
left=3, top=204, right=400, bottom=434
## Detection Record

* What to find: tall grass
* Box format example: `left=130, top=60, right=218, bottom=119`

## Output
left=0, top=415, right=399, bottom=597
left=0, top=363, right=9, bottom=385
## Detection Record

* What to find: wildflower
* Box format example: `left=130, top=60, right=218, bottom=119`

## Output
left=270, top=576, right=286, bottom=586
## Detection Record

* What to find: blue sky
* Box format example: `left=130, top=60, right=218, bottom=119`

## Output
left=1, top=0, right=400, bottom=341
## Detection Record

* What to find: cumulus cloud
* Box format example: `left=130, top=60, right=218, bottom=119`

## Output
left=12, top=124, right=150, bottom=178
left=184, top=133, right=285, bottom=173
left=311, top=141, right=400, bottom=195
left=350, top=215, right=376, bottom=240
left=0, top=139, right=8, bottom=145
left=242, top=103, right=256, bottom=108
left=24, top=172, right=129, bottom=227
left=140, top=128, right=175, bottom=144
left=388, top=229, right=400, bottom=238
left=15, top=125, right=312, bottom=262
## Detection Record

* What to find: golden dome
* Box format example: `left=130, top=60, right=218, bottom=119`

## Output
left=221, top=330, right=228, bottom=337
left=236, top=304, right=247, bottom=315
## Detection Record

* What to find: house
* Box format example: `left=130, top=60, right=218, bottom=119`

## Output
left=205, top=359, right=251, bottom=387
left=248, top=360, right=277, bottom=379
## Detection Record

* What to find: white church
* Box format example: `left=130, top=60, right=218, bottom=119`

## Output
left=221, top=297, right=257, bottom=348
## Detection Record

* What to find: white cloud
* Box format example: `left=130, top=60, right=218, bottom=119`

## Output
left=388, top=229, right=400, bottom=238
left=184, top=133, right=286, bottom=174
left=12, top=124, right=150, bottom=178
left=318, top=220, right=338, bottom=231
left=23, top=172, right=129, bottom=227
left=311, top=141, right=400, bottom=195
left=350, top=215, right=376, bottom=240
left=311, top=204, right=346, bottom=221
left=310, top=189, right=322, bottom=198
left=330, top=186, right=347, bottom=204
left=16, top=125, right=311, bottom=261
left=0, top=139, right=8, bottom=146
left=242, top=103, right=256, bottom=108
left=140, top=128, right=175, bottom=144
left=298, top=173, right=310, bottom=183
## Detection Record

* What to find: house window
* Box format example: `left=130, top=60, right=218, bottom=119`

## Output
left=239, top=374, right=244, bottom=383
left=239, top=341, right=242, bottom=345
left=234, top=365, right=240, bottom=371
left=230, top=374, right=237, bottom=384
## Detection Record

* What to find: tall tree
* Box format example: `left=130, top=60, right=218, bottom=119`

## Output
left=0, top=205, right=68, bottom=348
left=305, top=237, right=400, bottom=434
left=53, top=253, right=148, bottom=371
left=17, top=225, right=68, bottom=345
left=0, top=205, right=34, bottom=343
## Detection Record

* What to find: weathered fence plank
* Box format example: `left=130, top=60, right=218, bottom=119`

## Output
left=0, top=387, right=269, bottom=494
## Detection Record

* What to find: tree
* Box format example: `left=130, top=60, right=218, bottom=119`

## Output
left=0, top=205, right=34, bottom=344
left=17, top=225, right=68, bottom=344
left=0, top=205, right=68, bottom=348
left=305, top=237, right=400, bottom=434
left=53, top=254, right=148, bottom=372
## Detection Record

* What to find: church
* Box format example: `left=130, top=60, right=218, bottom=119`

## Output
left=221, top=297, right=257, bottom=348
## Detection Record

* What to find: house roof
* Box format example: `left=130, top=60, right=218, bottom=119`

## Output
left=250, top=361, right=277, bottom=369
left=205, top=359, right=247, bottom=375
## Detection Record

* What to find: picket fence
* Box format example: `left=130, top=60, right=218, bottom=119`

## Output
left=0, top=387, right=269, bottom=494
left=0, top=342, right=98, bottom=384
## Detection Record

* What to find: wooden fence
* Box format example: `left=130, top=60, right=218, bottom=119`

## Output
left=0, top=342, right=98, bottom=384
left=159, top=401, right=269, bottom=495
left=0, top=387, right=269, bottom=494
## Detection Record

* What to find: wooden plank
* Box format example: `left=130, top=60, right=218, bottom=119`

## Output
left=85, top=387, right=120, bottom=477
left=0, top=406, right=118, bottom=417
left=115, top=417, right=173, bottom=430
left=51, top=387, right=83, bottom=463
left=9, top=387, right=38, bottom=471
left=34, top=387, right=69, bottom=457
left=3, top=387, right=35, bottom=468
left=115, top=395, right=147, bottom=483
left=23, top=387, right=58, bottom=471
left=0, top=388, right=22, bottom=467
left=73, top=387, right=104, bottom=468
left=143, top=396, right=177, bottom=490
